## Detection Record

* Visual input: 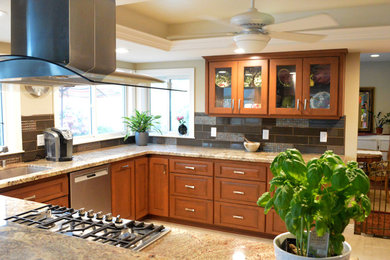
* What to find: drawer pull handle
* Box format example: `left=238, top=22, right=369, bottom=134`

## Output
left=233, top=215, right=244, bottom=220
left=185, top=185, right=195, bottom=189
left=185, top=208, right=195, bottom=212
left=233, top=170, right=245, bottom=175
left=121, top=165, right=129, bottom=169
left=185, top=166, right=195, bottom=170
left=233, top=191, right=245, bottom=195
left=23, top=195, right=36, bottom=200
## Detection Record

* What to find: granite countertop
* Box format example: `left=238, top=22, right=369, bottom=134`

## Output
left=0, top=144, right=324, bottom=189
left=0, top=195, right=275, bottom=259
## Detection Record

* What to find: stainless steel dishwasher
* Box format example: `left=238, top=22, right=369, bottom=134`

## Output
left=69, top=165, right=111, bottom=214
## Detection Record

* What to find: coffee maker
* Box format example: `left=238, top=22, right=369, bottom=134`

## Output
left=44, top=128, right=73, bottom=161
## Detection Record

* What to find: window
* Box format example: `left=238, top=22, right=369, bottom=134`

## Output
left=139, top=68, right=194, bottom=138
left=54, top=85, right=129, bottom=144
left=0, top=84, right=23, bottom=153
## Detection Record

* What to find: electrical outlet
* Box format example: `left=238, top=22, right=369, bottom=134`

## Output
left=262, top=129, right=269, bottom=140
left=37, top=134, right=45, bottom=146
left=320, top=131, right=327, bottom=143
left=210, top=127, right=217, bottom=137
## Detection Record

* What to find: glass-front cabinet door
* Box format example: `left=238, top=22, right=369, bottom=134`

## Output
left=302, top=57, right=339, bottom=116
left=209, top=61, right=237, bottom=114
left=237, top=60, right=268, bottom=115
left=269, top=59, right=303, bottom=115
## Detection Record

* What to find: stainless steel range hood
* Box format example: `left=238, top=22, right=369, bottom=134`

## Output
left=0, top=0, right=174, bottom=90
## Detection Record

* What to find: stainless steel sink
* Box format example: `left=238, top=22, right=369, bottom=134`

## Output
left=0, top=165, right=52, bottom=180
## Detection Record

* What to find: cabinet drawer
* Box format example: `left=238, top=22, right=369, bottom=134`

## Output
left=2, top=175, right=68, bottom=203
left=45, top=195, right=69, bottom=208
left=170, top=196, right=213, bottom=224
left=111, top=160, right=134, bottom=173
left=170, top=173, right=213, bottom=200
left=170, top=158, right=213, bottom=176
left=214, top=202, right=265, bottom=232
left=215, top=162, right=266, bottom=181
left=215, top=178, right=266, bottom=206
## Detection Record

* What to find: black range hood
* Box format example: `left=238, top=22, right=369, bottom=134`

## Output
left=0, top=0, right=180, bottom=91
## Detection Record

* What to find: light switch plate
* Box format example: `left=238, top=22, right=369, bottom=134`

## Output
left=262, top=129, right=269, bottom=140
left=210, top=127, right=217, bottom=137
left=37, top=134, right=45, bottom=146
left=320, top=131, right=327, bottom=143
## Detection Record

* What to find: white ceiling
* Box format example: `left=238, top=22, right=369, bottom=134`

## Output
left=1, top=0, right=390, bottom=63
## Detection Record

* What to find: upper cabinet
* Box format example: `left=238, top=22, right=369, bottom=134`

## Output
left=209, top=60, right=268, bottom=115
left=205, top=49, right=346, bottom=119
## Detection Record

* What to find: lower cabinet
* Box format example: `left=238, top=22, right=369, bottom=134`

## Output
left=214, top=202, right=265, bottom=232
left=149, top=157, right=169, bottom=217
left=170, top=196, right=213, bottom=224
left=135, top=157, right=149, bottom=219
left=0, top=174, right=69, bottom=207
left=266, top=209, right=288, bottom=235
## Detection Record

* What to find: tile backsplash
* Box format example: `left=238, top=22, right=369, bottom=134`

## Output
left=149, top=112, right=345, bottom=154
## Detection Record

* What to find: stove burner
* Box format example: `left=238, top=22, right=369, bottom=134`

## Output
left=5, top=205, right=170, bottom=251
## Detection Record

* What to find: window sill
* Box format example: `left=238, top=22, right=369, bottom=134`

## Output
left=73, top=134, right=125, bottom=145
left=149, top=133, right=195, bottom=139
left=0, top=150, right=25, bottom=156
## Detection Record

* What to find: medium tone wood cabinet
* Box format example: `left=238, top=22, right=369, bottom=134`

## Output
left=149, top=157, right=169, bottom=217
left=205, top=49, right=346, bottom=119
left=0, top=175, right=69, bottom=207
left=135, top=157, right=149, bottom=219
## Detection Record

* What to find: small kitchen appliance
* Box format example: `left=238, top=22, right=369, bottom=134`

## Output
left=44, top=127, right=73, bottom=161
left=5, top=205, right=170, bottom=251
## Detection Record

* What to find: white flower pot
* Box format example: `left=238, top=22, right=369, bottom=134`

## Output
left=274, top=232, right=351, bottom=260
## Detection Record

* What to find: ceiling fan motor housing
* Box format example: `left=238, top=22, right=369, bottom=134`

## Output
left=230, top=8, right=275, bottom=28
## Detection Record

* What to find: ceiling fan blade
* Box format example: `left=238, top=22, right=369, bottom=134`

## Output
left=166, top=32, right=235, bottom=40
left=268, top=31, right=326, bottom=43
left=264, top=14, right=338, bottom=32
left=197, top=15, right=242, bottom=31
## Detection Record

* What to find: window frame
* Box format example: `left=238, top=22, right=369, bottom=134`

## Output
left=137, top=68, right=195, bottom=139
left=53, top=85, right=133, bottom=145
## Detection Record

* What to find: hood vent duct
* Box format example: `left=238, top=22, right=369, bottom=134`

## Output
left=0, top=0, right=180, bottom=91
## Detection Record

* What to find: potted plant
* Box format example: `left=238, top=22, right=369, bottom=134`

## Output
left=177, top=116, right=187, bottom=135
left=257, top=149, right=371, bottom=259
left=374, top=112, right=390, bottom=134
left=123, top=110, right=161, bottom=146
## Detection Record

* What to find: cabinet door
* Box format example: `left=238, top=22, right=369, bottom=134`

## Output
left=269, top=59, right=303, bottom=115
left=135, top=157, right=149, bottom=219
left=302, top=57, right=339, bottom=116
left=266, top=209, right=288, bottom=235
left=237, top=60, right=268, bottom=115
left=149, top=157, right=169, bottom=217
left=209, top=61, right=238, bottom=114
left=111, top=160, right=135, bottom=219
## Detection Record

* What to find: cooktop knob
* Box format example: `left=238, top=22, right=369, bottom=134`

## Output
left=96, top=211, right=103, bottom=220
left=87, top=210, right=94, bottom=218
left=78, top=208, right=86, bottom=216
left=115, top=215, right=123, bottom=224
left=104, top=213, right=113, bottom=222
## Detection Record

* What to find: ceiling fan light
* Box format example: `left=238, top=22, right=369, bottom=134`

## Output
left=233, top=34, right=270, bottom=53
left=234, top=48, right=245, bottom=54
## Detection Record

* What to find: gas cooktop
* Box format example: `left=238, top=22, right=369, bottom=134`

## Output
left=5, top=205, right=170, bottom=251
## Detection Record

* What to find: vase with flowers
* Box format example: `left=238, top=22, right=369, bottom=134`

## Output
left=177, top=116, right=187, bottom=135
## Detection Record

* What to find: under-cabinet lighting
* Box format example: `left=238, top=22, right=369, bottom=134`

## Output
left=234, top=48, right=245, bottom=54
left=370, top=54, right=380, bottom=58
left=250, top=56, right=260, bottom=59
left=116, top=48, right=129, bottom=54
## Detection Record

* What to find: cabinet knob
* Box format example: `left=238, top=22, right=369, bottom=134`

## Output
left=185, top=166, right=195, bottom=170
left=232, top=99, right=235, bottom=112
left=185, top=185, right=195, bottom=189
left=297, top=99, right=300, bottom=110
left=233, top=191, right=245, bottom=195
left=23, top=195, right=36, bottom=200
left=121, top=165, right=129, bottom=169
left=238, top=99, right=241, bottom=112
left=233, top=170, right=245, bottom=175
left=185, top=208, right=195, bottom=212
left=304, top=99, right=307, bottom=110
left=233, top=215, right=244, bottom=220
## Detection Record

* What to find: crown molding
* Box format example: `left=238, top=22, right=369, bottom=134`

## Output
left=116, top=25, right=172, bottom=51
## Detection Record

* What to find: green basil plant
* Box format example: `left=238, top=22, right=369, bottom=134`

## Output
left=257, top=149, right=371, bottom=257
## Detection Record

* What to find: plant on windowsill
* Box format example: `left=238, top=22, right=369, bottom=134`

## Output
left=123, top=110, right=161, bottom=146
left=374, top=112, right=390, bottom=134
left=177, top=116, right=187, bottom=136
left=257, top=149, right=371, bottom=260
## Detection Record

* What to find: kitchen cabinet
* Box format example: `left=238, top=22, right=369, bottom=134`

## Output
left=208, top=60, right=268, bottom=115
left=111, top=160, right=135, bottom=219
left=0, top=175, right=69, bottom=207
left=205, top=49, right=346, bottom=118
left=135, top=157, right=149, bottom=219
left=266, top=209, right=288, bottom=235
left=149, top=157, right=169, bottom=217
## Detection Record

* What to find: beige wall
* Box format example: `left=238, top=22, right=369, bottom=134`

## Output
left=135, top=60, right=206, bottom=112
left=344, top=53, right=361, bottom=161
left=20, top=86, right=53, bottom=116
left=360, top=61, right=390, bottom=133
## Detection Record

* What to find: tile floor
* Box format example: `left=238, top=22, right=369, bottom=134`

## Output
left=149, top=219, right=390, bottom=260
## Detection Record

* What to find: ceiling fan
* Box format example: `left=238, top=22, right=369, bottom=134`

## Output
left=167, top=0, right=338, bottom=53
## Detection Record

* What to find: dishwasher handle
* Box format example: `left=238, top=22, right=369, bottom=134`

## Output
left=74, top=170, right=108, bottom=183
